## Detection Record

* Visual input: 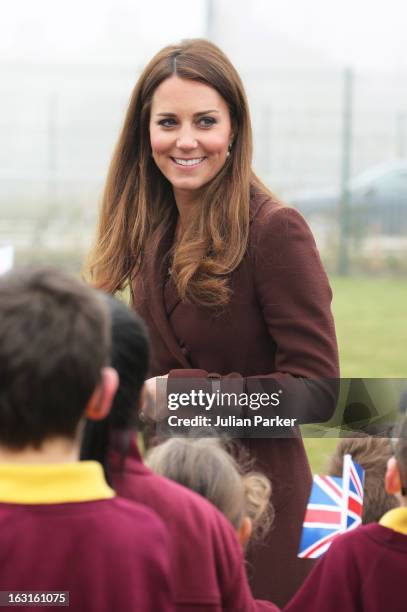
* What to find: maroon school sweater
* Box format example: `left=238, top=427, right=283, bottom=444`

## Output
left=109, top=441, right=279, bottom=612
left=285, top=522, right=407, bottom=612
left=0, top=461, right=173, bottom=612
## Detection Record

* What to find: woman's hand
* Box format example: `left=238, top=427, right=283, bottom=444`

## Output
left=141, top=375, right=169, bottom=422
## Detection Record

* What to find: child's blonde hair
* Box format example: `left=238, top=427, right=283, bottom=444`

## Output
left=146, top=437, right=273, bottom=541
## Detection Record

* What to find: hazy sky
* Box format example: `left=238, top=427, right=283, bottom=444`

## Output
left=258, top=0, right=407, bottom=71
left=1, top=0, right=406, bottom=71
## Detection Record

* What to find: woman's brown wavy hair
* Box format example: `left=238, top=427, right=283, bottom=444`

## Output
left=86, top=38, right=271, bottom=306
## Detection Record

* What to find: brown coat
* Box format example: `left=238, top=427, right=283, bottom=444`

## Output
left=132, top=189, right=339, bottom=607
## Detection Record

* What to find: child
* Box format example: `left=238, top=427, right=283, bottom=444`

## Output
left=81, top=295, right=280, bottom=611
left=285, top=416, right=407, bottom=612
left=146, top=437, right=273, bottom=548
left=0, top=266, right=173, bottom=612
left=328, top=436, right=398, bottom=523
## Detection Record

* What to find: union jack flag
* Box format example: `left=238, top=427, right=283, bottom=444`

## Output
left=298, top=454, right=364, bottom=559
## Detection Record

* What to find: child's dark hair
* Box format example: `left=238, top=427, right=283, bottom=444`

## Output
left=81, top=296, right=149, bottom=478
left=146, top=437, right=274, bottom=542
left=0, top=266, right=110, bottom=449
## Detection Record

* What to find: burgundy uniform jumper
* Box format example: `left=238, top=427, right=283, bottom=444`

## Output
left=0, top=461, right=173, bottom=612
left=285, top=521, right=407, bottom=612
left=109, top=441, right=280, bottom=612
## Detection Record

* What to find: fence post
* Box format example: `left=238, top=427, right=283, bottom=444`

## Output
left=206, top=0, right=215, bottom=40
left=338, top=68, right=353, bottom=275
left=396, top=111, right=406, bottom=158
left=47, top=92, right=58, bottom=209
left=33, top=92, right=59, bottom=249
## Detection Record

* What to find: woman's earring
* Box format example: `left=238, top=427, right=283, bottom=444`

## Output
left=227, top=142, right=233, bottom=157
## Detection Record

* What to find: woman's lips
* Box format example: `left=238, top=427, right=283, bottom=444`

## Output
left=171, top=157, right=206, bottom=168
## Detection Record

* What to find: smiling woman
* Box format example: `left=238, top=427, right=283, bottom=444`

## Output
left=85, top=38, right=339, bottom=608
left=86, top=38, right=253, bottom=307
left=149, top=77, right=233, bottom=201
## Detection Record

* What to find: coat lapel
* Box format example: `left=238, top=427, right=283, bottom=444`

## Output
left=144, top=231, right=191, bottom=369
left=164, top=275, right=181, bottom=317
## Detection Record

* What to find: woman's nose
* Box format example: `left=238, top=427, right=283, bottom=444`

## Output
left=176, top=131, right=198, bottom=150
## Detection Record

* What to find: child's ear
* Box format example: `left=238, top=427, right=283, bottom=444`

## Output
left=85, top=367, right=119, bottom=421
left=237, top=516, right=252, bottom=547
left=385, top=456, right=402, bottom=495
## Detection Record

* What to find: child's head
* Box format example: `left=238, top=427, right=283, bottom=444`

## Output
left=81, top=296, right=149, bottom=467
left=104, top=295, right=149, bottom=429
left=145, top=437, right=273, bottom=546
left=0, top=266, right=116, bottom=451
left=328, top=435, right=398, bottom=523
left=386, top=415, right=407, bottom=504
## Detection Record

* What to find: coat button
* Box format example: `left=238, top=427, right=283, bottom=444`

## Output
left=180, top=343, right=190, bottom=358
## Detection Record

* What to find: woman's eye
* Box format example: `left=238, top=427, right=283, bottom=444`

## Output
left=158, top=118, right=177, bottom=128
left=198, top=116, right=216, bottom=127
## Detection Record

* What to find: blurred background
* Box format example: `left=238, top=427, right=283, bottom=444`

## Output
left=1, top=0, right=407, bottom=466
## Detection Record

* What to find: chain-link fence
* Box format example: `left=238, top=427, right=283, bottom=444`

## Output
left=1, top=62, right=407, bottom=272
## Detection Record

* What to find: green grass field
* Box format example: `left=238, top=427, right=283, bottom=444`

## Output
left=304, top=275, right=407, bottom=473
left=331, top=276, right=407, bottom=378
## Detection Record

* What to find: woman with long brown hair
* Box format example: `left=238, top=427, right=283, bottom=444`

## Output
left=87, top=38, right=339, bottom=607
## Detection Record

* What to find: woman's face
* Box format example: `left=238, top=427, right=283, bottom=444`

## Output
left=149, top=76, right=233, bottom=198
